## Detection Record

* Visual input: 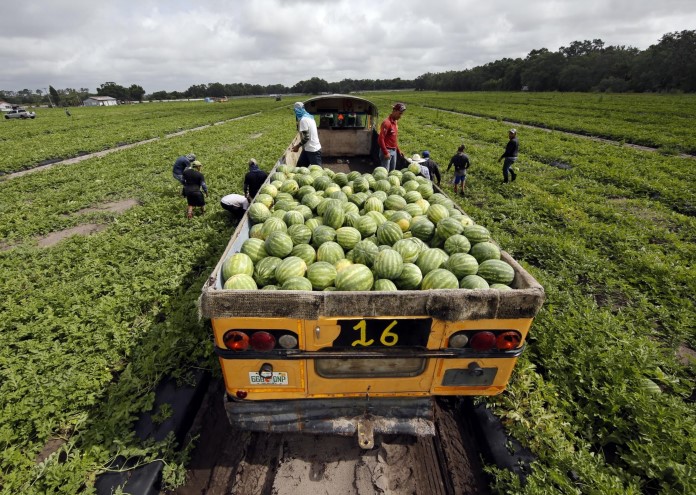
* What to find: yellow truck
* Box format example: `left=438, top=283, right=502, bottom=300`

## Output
left=200, top=95, right=545, bottom=448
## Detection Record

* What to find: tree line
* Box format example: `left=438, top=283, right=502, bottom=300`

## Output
left=1, top=30, right=693, bottom=106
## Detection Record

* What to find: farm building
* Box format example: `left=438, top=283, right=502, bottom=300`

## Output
left=0, top=100, right=13, bottom=112
left=83, top=96, right=118, bottom=107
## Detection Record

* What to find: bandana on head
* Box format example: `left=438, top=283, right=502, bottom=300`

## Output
left=293, top=101, right=312, bottom=120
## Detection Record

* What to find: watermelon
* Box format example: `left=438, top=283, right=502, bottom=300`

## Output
left=264, top=231, right=294, bottom=258
left=334, top=258, right=353, bottom=272
left=444, top=253, right=479, bottom=279
left=363, top=196, right=384, bottom=213
left=384, top=194, right=407, bottom=211
left=393, top=238, right=421, bottom=263
left=416, top=248, right=448, bottom=275
left=356, top=215, right=378, bottom=237
left=443, top=234, right=471, bottom=255
left=459, top=275, right=490, bottom=289
left=223, top=274, right=258, bottom=290
left=462, top=225, right=491, bottom=244
left=260, top=216, right=288, bottom=238
left=336, top=226, right=362, bottom=250
left=421, top=269, right=459, bottom=290
left=283, top=210, right=306, bottom=227
left=351, top=240, right=380, bottom=266
left=469, top=242, right=501, bottom=263
left=249, top=223, right=265, bottom=239
left=240, top=238, right=268, bottom=263
left=281, top=276, right=313, bottom=291
left=477, top=259, right=515, bottom=285
left=313, top=175, right=332, bottom=191
left=301, top=193, right=322, bottom=211
left=335, top=263, right=374, bottom=291
left=294, top=204, right=314, bottom=220
left=222, top=252, right=254, bottom=282
left=373, top=279, right=398, bottom=291
left=426, top=203, right=450, bottom=224
left=287, top=224, right=313, bottom=245
left=373, top=249, right=404, bottom=280
left=312, top=225, right=337, bottom=247
left=261, top=284, right=279, bottom=290
left=305, top=217, right=323, bottom=230
left=395, top=263, right=423, bottom=290
left=275, top=256, right=308, bottom=285
left=374, top=179, right=392, bottom=192
left=333, top=172, right=349, bottom=186
left=352, top=176, right=370, bottom=193
left=316, top=241, right=345, bottom=264
left=490, top=283, right=512, bottom=291
left=390, top=211, right=412, bottom=232
left=417, top=183, right=434, bottom=199
left=436, top=217, right=465, bottom=240
left=376, top=221, right=404, bottom=246
left=306, top=261, right=338, bottom=290
left=259, top=184, right=278, bottom=197
left=253, top=256, right=282, bottom=286
left=290, top=243, right=316, bottom=266
left=410, top=218, right=435, bottom=242
left=372, top=167, right=389, bottom=180
left=247, top=203, right=271, bottom=224
left=322, top=203, right=346, bottom=229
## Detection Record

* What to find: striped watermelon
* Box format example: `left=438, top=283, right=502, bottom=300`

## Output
left=395, top=263, right=423, bottom=289
left=351, top=240, right=380, bottom=267
left=301, top=193, right=322, bottom=211
left=312, top=225, right=337, bottom=248
left=264, top=231, right=294, bottom=258
left=336, top=226, right=362, bottom=250
left=283, top=210, right=306, bottom=227
left=334, top=258, right=353, bottom=272
left=261, top=284, right=279, bottom=290
left=287, top=224, right=313, bottom=245
left=376, top=221, right=404, bottom=246
left=410, top=218, right=435, bottom=242
left=373, top=279, right=398, bottom=291
left=372, top=167, right=389, bottom=180
left=373, top=249, right=404, bottom=280
left=392, top=238, right=421, bottom=263
left=223, top=274, right=258, bottom=290
left=390, top=211, right=412, bottom=232
left=281, top=276, right=313, bottom=291
left=306, top=261, right=338, bottom=290
left=323, top=203, right=345, bottom=229
left=444, top=253, right=479, bottom=279
left=240, top=238, right=268, bottom=263
left=459, top=274, right=490, bottom=289
left=247, top=203, right=271, bottom=224
left=253, top=256, right=282, bottom=286
left=443, top=234, right=471, bottom=255
left=363, top=196, right=384, bottom=213
left=436, top=217, right=465, bottom=240
left=222, top=253, right=254, bottom=282
left=335, top=263, right=374, bottom=291
left=275, top=256, right=308, bottom=285
left=421, top=269, right=459, bottom=290
left=356, top=215, right=378, bottom=237
left=426, top=203, right=450, bottom=224
left=260, top=216, right=288, bottom=238
left=469, top=242, right=501, bottom=263
left=417, top=183, right=434, bottom=199
left=259, top=184, right=278, bottom=198
left=490, top=283, right=512, bottom=291
left=477, top=259, right=515, bottom=285
left=317, top=241, right=345, bottom=265
left=462, top=225, right=491, bottom=244
left=384, top=194, right=408, bottom=211
left=416, top=248, right=448, bottom=275
left=290, top=243, right=316, bottom=266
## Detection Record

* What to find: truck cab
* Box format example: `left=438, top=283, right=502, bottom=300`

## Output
left=5, top=107, right=36, bottom=119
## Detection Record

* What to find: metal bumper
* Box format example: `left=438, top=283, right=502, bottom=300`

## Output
left=224, top=395, right=435, bottom=449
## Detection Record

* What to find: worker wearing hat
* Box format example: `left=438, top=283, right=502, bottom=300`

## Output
left=172, top=152, right=196, bottom=184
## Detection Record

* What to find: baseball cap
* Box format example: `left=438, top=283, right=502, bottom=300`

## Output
left=393, top=103, right=406, bottom=112
left=422, top=151, right=430, bottom=158
left=509, top=128, right=517, bottom=134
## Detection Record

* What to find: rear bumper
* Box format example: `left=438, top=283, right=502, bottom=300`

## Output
left=224, top=395, right=435, bottom=440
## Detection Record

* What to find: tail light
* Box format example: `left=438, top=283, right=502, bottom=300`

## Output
left=223, top=331, right=249, bottom=351
left=448, top=330, right=523, bottom=352
left=469, top=331, right=497, bottom=351
left=250, top=331, right=276, bottom=351
left=496, top=331, right=522, bottom=350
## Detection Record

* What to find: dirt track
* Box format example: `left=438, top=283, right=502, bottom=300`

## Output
left=170, top=379, right=490, bottom=495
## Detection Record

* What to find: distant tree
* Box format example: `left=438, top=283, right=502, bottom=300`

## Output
left=128, top=84, right=146, bottom=101
left=97, top=82, right=129, bottom=100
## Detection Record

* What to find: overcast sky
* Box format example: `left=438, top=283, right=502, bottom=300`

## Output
left=2, top=0, right=695, bottom=94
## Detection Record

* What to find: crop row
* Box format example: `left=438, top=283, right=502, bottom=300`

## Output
left=389, top=91, right=696, bottom=155
left=0, top=98, right=283, bottom=175
left=0, top=96, right=694, bottom=493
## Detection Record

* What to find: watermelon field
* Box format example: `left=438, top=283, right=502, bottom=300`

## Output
left=0, top=93, right=694, bottom=494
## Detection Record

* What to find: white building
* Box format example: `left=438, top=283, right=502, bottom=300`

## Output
left=0, top=100, right=13, bottom=112
left=83, top=96, right=118, bottom=107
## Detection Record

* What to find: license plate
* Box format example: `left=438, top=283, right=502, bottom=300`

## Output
left=249, top=372, right=289, bottom=385
left=332, top=318, right=432, bottom=348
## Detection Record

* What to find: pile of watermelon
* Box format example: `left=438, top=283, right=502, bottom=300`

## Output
left=221, top=165, right=516, bottom=291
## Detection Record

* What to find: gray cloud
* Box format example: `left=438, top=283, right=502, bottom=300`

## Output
left=1, top=0, right=694, bottom=93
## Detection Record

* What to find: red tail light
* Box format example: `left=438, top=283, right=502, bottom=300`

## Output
left=236, top=390, right=248, bottom=399
left=469, top=331, right=496, bottom=351
left=250, top=331, right=276, bottom=351
left=223, top=331, right=249, bottom=351
left=496, top=331, right=522, bottom=350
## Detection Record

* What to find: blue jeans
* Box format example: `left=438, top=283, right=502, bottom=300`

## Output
left=381, top=149, right=397, bottom=171
left=503, top=158, right=517, bottom=182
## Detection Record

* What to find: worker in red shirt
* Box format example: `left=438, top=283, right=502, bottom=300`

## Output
left=378, top=103, right=406, bottom=171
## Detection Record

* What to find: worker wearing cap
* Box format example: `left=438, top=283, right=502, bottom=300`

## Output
left=499, top=129, right=519, bottom=183
left=172, top=153, right=196, bottom=184
left=378, top=103, right=406, bottom=171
